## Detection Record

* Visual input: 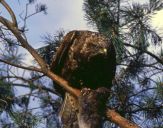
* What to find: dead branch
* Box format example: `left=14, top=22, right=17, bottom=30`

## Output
left=46, top=71, right=81, bottom=97
left=0, top=0, right=18, bottom=27
left=0, top=16, right=48, bottom=72
left=0, top=58, right=42, bottom=72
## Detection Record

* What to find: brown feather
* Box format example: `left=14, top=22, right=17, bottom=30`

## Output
left=50, top=30, right=116, bottom=127
left=51, top=30, right=116, bottom=96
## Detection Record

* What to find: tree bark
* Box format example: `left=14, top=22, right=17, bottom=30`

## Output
left=106, top=109, right=140, bottom=128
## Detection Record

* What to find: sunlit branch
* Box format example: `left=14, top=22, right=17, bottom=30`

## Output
left=106, top=109, right=140, bottom=128
left=0, top=0, right=18, bottom=27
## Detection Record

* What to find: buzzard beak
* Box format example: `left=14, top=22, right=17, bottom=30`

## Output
left=100, top=48, right=107, bottom=56
left=103, top=48, right=107, bottom=54
left=88, top=48, right=108, bottom=61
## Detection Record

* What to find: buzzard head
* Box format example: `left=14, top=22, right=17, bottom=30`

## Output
left=78, top=33, right=111, bottom=62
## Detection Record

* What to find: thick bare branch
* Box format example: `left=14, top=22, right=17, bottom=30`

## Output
left=0, top=0, right=18, bottom=27
left=0, top=52, right=80, bottom=98
left=106, top=109, right=140, bottom=128
left=47, top=71, right=81, bottom=97
left=0, top=16, right=48, bottom=72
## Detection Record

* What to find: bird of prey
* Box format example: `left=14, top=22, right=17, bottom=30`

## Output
left=50, top=30, right=116, bottom=128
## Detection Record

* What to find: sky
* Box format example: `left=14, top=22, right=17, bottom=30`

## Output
left=0, top=0, right=162, bottom=77
left=23, top=0, right=93, bottom=48
left=1, top=0, right=162, bottom=48
left=0, top=0, right=162, bottom=74
left=0, top=0, right=94, bottom=65
left=1, top=0, right=92, bottom=48
left=0, top=0, right=163, bottom=86
left=152, top=10, right=163, bottom=34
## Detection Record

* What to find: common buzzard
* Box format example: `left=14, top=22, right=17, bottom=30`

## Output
left=51, top=30, right=116, bottom=95
left=50, top=30, right=116, bottom=127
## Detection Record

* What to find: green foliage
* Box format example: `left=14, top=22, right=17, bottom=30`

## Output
left=0, top=80, right=14, bottom=112
left=84, top=0, right=119, bottom=33
left=155, top=79, right=163, bottom=99
left=10, top=111, right=42, bottom=128
left=150, top=0, right=163, bottom=11
left=37, top=30, right=64, bottom=65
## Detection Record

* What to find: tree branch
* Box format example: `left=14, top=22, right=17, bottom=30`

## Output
left=106, top=109, right=140, bottom=128
left=13, top=83, right=61, bottom=96
left=0, top=18, right=140, bottom=128
left=0, top=16, right=48, bottom=72
left=0, top=61, right=141, bottom=128
left=46, top=70, right=81, bottom=97
left=0, top=57, right=81, bottom=97
left=0, top=58, right=42, bottom=72
left=124, top=43, right=163, bottom=65
left=0, top=75, right=62, bottom=96
left=0, top=0, right=18, bottom=27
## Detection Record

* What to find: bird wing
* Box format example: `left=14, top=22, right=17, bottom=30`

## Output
left=50, top=31, right=78, bottom=97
